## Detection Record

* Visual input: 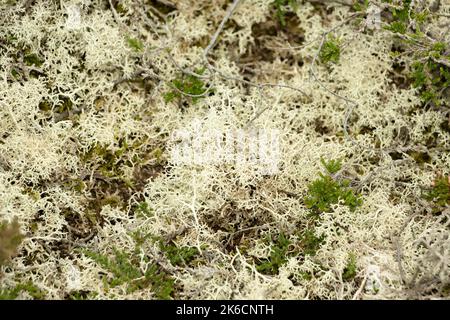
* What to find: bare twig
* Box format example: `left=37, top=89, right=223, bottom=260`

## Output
left=308, top=13, right=363, bottom=141
left=203, top=0, right=242, bottom=61
left=352, top=271, right=368, bottom=300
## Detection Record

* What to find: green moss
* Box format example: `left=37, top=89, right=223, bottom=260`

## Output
left=11, top=68, right=20, bottom=79
left=342, top=253, right=357, bottom=281
left=134, top=202, right=153, bottom=218
left=130, top=230, right=157, bottom=248
left=21, top=187, right=40, bottom=201
left=256, top=233, right=291, bottom=275
left=424, top=175, right=450, bottom=208
left=381, top=0, right=412, bottom=33
left=299, top=271, right=313, bottom=281
left=0, top=218, right=24, bottom=267
left=71, top=179, right=86, bottom=192
left=126, top=37, right=144, bottom=52
left=255, top=229, right=324, bottom=275
left=164, top=68, right=210, bottom=104
left=411, top=61, right=427, bottom=88
left=304, top=159, right=362, bottom=214
left=299, top=229, right=324, bottom=256
left=99, top=195, right=122, bottom=208
left=298, top=265, right=328, bottom=282
left=23, top=53, right=44, bottom=67
left=383, top=0, right=449, bottom=107
left=412, top=10, right=428, bottom=26
left=384, top=21, right=408, bottom=34
left=151, top=147, right=164, bottom=164
left=272, top=0, right=298, bottom=27
left=320, top=157, right=342, bottom=174
left=84, top=211, right=100, bottom=226
left=410, top=59, right=450, bottom=106
left=159, top=241, right=199, bottom=267
left=81, top=141, right=129, bottom=178
left=430, top=42, right=446, bottom=58
left=0, top=282, right=46, bottom=300
left=420, top=90, right=438, bottom=104
left=352, top=0, right=369, bottom=12
left=82, top=248, right=174, bottom=299
left=319, top=35, right=341, bottom=64
left=390, top=0, right=412, bottom=23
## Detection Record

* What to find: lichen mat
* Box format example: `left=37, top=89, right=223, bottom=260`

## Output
left=0, top=0, right=449, bottom=300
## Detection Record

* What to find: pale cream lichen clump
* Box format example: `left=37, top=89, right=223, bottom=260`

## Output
left=0, top=0, right=449, bottom=299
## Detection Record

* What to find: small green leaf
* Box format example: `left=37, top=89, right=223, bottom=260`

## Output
left=126, top=37, right=144, bottom=52
left=305, top=159, right=362, bottom=213
left=342, top=253, right=358, bottom=281
left=256, top=233, right=291, bottom=275
left=320, top=36, right=341, bottom=64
